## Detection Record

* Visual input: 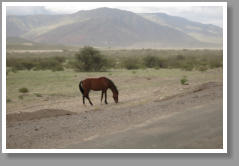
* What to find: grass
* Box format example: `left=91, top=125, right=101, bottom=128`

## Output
left=18, top=95, right=24, bottom=100
left=34, top=93, right=42, bottom=97
left=6, top=68, right=222, bottom=108
left=5, top=48, right=223, bottom=111
left=7, top=70, right=77, bottom=99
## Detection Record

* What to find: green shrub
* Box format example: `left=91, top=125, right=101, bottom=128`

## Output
left=122, top=57, right=141, bottom=70
left=181, top=63, right=194, bottom=71
left=74, top=46, right=109, bottom=72
left=209, top=59, right=222, bottom=69
left=51, top=65, right=64, bottom=72
left=167, top=56, right=181, bottom=68
left=6, top=49, right=223, bottom=72
left=143, top=55, right=159, bottom=68
left=7, top=58, right=37, bottom=70
left=176, top=55, right=185, bottom=60
left=19, top=87, right=29, bottom=93
left=7, top=56, right=65, bottom=71
left=52, top=56, right=66, bottom=63
left=34, top=58, right=65, bottom=71
left=34, top=93, right=42, bottom=97
left=7, top=98, right=12, bottom=103
left=180, top=76, right=189, bottom=85
left=198, top=66, right=208, bottom=72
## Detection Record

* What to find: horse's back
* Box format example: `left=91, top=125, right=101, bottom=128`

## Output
left=82, top=77, right=109, bottom=91
left=83, top=77, right=107, bottom=81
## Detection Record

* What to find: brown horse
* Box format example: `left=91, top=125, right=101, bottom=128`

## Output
left=79, top=77, right=118, bottom=105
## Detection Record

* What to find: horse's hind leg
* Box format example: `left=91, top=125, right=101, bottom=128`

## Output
left=83, top=96, right=85, bottom=105
left=86, top=96, right=93, bottom=105
left=84, top=90, right=93, bottom=105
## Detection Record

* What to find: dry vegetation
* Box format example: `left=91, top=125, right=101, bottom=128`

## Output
left=6, top=47, right=223, bottom=149
left=7, top=47, right=222, bottom=72
left=6, top=47, right=223, bottom=114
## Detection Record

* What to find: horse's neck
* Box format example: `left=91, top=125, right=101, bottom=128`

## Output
left=109, top=86, right=117, bottom=94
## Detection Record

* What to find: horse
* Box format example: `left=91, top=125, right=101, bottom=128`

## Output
left=79, top=77, right=118, bottom=105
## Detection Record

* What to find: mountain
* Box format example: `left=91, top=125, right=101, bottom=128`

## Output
left=140, top=13, right=222, bottom=45
left=6, top=7, right=222, bottom=48
left=6, top=15, right=68, bottom=37
left=6, top=36, right=33, bottom=44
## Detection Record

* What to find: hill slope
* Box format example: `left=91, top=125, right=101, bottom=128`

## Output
left=140, top=12, right=222, bottom=45
left=6, top=7, right=222, bottom=48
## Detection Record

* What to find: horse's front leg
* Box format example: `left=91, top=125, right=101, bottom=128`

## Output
left=105, top=90, right=108, bottom=104
left=101, top=91, right=104, bottom=104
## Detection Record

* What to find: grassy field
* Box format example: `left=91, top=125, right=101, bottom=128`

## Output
left=6, top=48, right=223, bottom=114
left=6, top=67, right=223, bottom=114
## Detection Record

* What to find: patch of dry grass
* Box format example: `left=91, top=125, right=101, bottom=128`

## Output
left=6, top=68, right=222, bottom=114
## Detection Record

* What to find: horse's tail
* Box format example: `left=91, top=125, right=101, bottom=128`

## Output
left=79, top=81, right=84, bottom=95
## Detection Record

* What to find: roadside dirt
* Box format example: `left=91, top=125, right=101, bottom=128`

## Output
left=6, top=82, right=223, bottom=149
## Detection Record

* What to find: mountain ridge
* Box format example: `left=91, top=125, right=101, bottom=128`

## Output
left=6, top=7, right=222, bottom=49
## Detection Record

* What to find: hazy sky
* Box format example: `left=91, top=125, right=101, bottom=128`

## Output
left=6, top=4, right=223, bottom=27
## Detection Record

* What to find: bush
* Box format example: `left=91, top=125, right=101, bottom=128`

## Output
left=34, top=93, right=42, bottom=97
left=198, top=66, right=208, bottom=72
left=143, top=55, right=169, bottom=69
left=74, top=46, right=109, bottom=72
left=180, top=76, right=189, bottom=85
left=7, top=57, right=65, bottom=72
left=122, top=57, right=142, bottom=70
left=167, top=56, right=181, bottom=68
left=143, top=56, right=160, bottom=68
left=209, top=58, right=222, bottom=69
left=176, top=55, right=185, bottom=60
left=52, top=56, right=66, bottom=63
left=7, top=58, right=34, bottom=70
left=19, top=87, right=29, bottom=93
left=7, top=98, right=12, bottom=103
left=181, top=63, right=194, bottom=71
left=34, top=58, right=65, bottom=71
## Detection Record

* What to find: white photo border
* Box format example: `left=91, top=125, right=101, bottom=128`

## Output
left=1, top=2, right=227, bottom=153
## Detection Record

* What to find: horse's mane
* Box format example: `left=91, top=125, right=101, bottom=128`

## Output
left=107, top=78, right=118, bottom=94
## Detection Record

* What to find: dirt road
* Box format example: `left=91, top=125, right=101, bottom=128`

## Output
left=6, top=82, right=223, bottom=149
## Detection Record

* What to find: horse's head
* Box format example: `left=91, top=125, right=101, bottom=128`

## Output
left=113, top=93, right=118, bottom=103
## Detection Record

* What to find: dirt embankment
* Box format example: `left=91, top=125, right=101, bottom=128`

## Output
left=7, top=109, right=76, bottom=122
left=6, top=82, right=223, bottom=149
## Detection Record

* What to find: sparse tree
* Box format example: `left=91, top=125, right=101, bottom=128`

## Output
left=75, top=46, right=109, bottom=72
